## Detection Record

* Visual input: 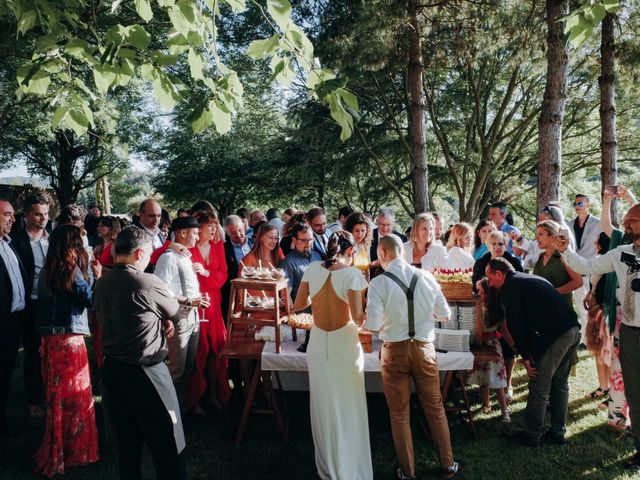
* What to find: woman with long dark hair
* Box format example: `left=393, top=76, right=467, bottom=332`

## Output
left=34, top=225, right=100, bottom=477
left=293, top=231, right=372, bottom=479
left=92, top=215, right=122, bottom=268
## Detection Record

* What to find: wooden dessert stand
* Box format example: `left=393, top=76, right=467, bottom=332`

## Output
left=220, top=277, right=294, bottom=445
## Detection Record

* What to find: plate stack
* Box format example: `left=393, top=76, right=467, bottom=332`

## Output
left=457, top=304, right=477, bottom=345
left=434, top=328, right=470, bottom=352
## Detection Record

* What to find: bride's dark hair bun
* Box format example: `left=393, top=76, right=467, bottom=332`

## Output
left=323, top=230, right=356, bottom=268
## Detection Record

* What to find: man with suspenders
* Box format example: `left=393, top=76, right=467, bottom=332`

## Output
left=366, top=234, right=459, bottom=480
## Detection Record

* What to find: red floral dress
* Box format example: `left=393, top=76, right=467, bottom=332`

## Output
left=188, top=240, right=232, bottom=408
left=35, top=334, right=99, bottom=477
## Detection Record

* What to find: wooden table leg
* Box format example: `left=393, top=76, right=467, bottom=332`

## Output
left=441, top=371, right=453, bottom=401
left=455, top=371, right=478, bottom=439
left=263, top=371, right=288, bottom=441
left=234, top=360, right=261, bottom=446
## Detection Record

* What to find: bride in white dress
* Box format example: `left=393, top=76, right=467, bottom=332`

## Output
left=293, top=230, right=373, bottom=480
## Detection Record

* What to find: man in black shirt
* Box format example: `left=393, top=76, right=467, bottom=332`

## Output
left=95, top=227, right=186, bottom=480
left=486, top=258, right=580, bottom=448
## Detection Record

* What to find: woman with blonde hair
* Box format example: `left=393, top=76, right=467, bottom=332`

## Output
left=444, top=222, right=475, bottom=269
left=403, top=213, right=447, bottom=271
left=533, top=220, right=583, bottom=308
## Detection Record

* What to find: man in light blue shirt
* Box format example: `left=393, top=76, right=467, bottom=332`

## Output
left=488, top=202, right=521, bottom=253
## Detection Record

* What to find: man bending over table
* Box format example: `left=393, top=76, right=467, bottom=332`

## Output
left=366, top=234, right=459, bottom=480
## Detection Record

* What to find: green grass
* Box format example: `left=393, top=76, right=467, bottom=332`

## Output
left=1, top=350, right=637, bottom=479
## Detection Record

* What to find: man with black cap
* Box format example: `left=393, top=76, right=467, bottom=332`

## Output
left=155, top=215, right=210, bottom=411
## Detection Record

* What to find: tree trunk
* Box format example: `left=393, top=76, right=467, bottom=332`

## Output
left=600, top=13, right=618, bottom=225
left=408, top=0, right=429, bottom=214
left=536, top=0, right=569, bottom=212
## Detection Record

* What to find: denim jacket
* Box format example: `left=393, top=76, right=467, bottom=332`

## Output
left=36, top=269, right=93, bottom=335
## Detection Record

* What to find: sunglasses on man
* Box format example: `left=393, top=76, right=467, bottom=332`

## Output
left=573, top=201, right=586, bottom=207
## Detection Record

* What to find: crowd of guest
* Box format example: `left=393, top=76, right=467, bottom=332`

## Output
left=1, top=188, right=640, bottom=479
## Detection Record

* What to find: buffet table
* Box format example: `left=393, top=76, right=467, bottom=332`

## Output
left=262, top=339, right=474, bottom=392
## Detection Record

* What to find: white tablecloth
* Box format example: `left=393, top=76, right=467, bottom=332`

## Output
left=262, top=339, right=474, bottom=392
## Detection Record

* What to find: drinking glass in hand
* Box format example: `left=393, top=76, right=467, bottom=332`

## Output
left=199, top=292, right=210, bottom=323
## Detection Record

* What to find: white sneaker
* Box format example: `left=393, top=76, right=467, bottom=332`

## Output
left=501, top=410, right=511, bottom=423
left=505, top=387, right=513, bottom=404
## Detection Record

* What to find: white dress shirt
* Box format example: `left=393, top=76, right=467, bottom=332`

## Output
left=561, top=245, right=640, bottom=327
left=366, top=258, right=451, bottom=342
left=402, top=242, right=449, bottom=270
left=28, top=230, right=49, bottom=300
left=154, top=250, right=200, bottom=321
left=0, top=236, right=26, bottom=312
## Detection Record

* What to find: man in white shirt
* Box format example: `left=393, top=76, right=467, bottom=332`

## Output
left=155, top=216, right=209, bottom=411
left=557, top=203, right=640, bottom=470
left=0, top=199, right=27, bottom=437
left=366, top=235, right=458, bottom=480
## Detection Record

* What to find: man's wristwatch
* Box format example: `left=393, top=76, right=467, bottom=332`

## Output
left=185, top=298, right=193, bottom=307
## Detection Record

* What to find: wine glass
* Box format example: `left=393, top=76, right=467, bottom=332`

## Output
left=199, top=292, right=210, bottom=323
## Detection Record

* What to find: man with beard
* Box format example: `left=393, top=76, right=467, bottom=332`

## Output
left=280, top=223, right=313, bottom=304
left=557, top=203, right=640, bottom=469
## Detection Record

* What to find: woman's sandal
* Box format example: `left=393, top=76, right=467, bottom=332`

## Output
left=586, top=387, right=609, bottom=400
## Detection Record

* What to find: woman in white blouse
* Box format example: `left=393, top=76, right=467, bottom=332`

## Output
left=403, top=213, right=448, bottom=271
left=443, top=223, right=475, bottom=270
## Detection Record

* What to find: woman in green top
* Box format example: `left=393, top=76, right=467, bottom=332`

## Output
left=533, top=220, right=583, bottom=308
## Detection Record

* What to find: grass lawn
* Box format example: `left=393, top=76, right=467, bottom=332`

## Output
left=1, top=349, right=637, bottom=480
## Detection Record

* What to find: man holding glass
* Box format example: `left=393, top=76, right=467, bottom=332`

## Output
left=155, top=216, right=210, bottom=411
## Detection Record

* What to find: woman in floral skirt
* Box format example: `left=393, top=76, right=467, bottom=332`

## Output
left=35, top=225, right=100, bottom=477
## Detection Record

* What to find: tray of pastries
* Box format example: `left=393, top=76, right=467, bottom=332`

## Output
left=286, top=313, right=314, bottom=330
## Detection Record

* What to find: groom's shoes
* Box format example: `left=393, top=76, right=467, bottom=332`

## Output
left=396, top=467, right=415, bottom=480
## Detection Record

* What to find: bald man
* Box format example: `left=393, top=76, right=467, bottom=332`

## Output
left=366, top=235, right=458, bottom=479
left=558, top=203, right=640, bottom=469
left=134, top=199, right=165, bottom=249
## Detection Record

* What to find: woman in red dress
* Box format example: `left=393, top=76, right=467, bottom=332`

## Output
left=89, top=215, right=121, bottom=368
left=188, top=210, right=231, bottom=412
left=92, top=215, right=121, bottom=268
left=34, top=225, right=100, bottom=477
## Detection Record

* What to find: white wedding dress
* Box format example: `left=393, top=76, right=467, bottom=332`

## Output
left=302, top=262, right=373, bottom=480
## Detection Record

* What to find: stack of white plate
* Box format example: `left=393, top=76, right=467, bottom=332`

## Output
left=434, top=328, right=470, bottom=352
left=457, top=305, right=477, bottom=345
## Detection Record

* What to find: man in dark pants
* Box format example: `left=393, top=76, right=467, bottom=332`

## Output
left=0, top=199, right=27, bottom=437
left=486, top=258, right=580, bottom=448
left=95, top=227, right=186, bottom=479
left=11, top=193, right=51, bottom=418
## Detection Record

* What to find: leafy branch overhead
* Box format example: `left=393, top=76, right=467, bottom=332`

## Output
left=560, top=0, right=622, bottom=46
left=5, top=0, right=357, bottom=140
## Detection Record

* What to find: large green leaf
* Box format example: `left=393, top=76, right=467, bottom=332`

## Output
left=25, top=70, right=51, bottom=95
left=65, top=109, right=90, bottom=137
left=135, top=0, right=153, bottom=22
left=169, top=1, right=197, bottom=38
left=189, top=105, right=214, bottom=133
left=127, top=25, right=151, bottom=50
left=246, top=35, right=279, bottom=60
left=188, top=48, right=204, bottom=80
left=603, top=0, right=620, bottom=13
left=51, top=106, right=69, bottom=130
left=267, top=0, right=291, bottom=30
left=210, top=100, right=232, bottom=134
left=94, top=64, right=117, bottom=93
left=17, top=10, right=38, bottom=35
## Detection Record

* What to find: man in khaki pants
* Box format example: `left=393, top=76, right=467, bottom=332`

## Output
left=366, top=235, right=459, bottom=480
